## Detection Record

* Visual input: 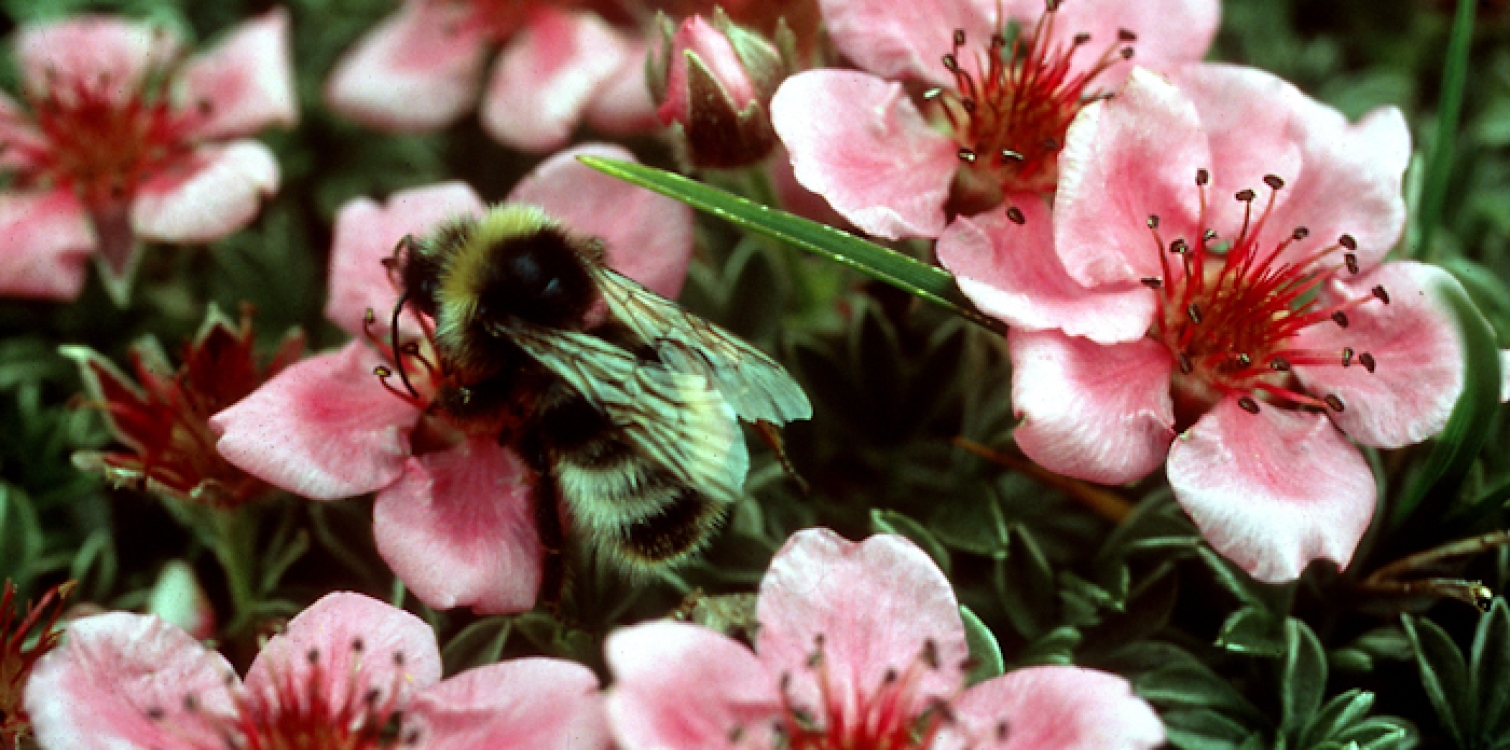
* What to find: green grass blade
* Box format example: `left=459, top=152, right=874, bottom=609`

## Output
left=1415, top=0, right=1476, bottom=261
left=579, top=156, right=1006, bottom=335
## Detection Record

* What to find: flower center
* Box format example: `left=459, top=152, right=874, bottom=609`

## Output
left=926, top=0, right=1135, bottom=207
left=141, top=638, right=420, bottom=750
left=727, top=636, right=992, bottom=750
left=1140, top=169, right=1389, bottom=424
left=13, top=59, right=205, bottom=209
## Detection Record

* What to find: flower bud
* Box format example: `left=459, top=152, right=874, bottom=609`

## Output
left=649, top=9, right=790, bottom=169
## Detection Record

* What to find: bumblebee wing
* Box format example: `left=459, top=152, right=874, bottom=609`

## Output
left=589, top=265, right=812, bottom=426
left=495, top=319, right=750, bottom=503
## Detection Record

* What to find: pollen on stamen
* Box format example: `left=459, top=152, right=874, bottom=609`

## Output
left=1372, top=286, right=1390, bottom=304
left=1238, top=397, right=1261, bottom=414
left=1325, top=394, right=1346, bottom=412
left=1331, top=311, right=1350, bottom=328
left=1005, top=206, right=1027, bottom=224
left=1359, top=352, right=1377, bottom=373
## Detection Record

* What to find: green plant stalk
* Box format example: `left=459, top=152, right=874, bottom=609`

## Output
left=1416, top=0, right=1476, bottom=261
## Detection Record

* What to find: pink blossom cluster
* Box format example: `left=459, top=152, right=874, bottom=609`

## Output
left=23, top=530, right=1163, bottom=750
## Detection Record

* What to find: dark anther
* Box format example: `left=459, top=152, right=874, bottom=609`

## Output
left=922, top=638, right=940, bottom=669
left=1263, top=174, right=1285, bottom=190
left=1187, top=303, right=1202, bottom=324
left=366, top=687, right=382, bottom=706
left=806, top=650, right=823, bottom=668
left=1042, top=137, right=1061, bottom=151
left=1325, top=394, right=1345, bottom=412
left=404, top=730, right=422, bottom=746
left=1170, top=238, right=1190, bottom=254
left=1179, top=353, right=1193, bottom=374
left=393, top=650, right=406, bottom=666
left=1006, top=206, right=1026, bottom=225
left=146, top=707, right=165, bottom=720
left=184, top=695, right=199, bottom=712
left=1120, top=47, right=1134, bottom=59
left=374, top=365, right=392, bottom=377
left=1359, top=352, right=1376, bottom=373
left=1118, top=28, right=1138, bottom=41
left=1270, top=356, right=1291, bottom=371
left=1141, top=277, right=1163, bottom=289
left=991, top=33, right=1007, bottom=48
left=1046, top=0, right=1061, bottom=11
left=1345, top=253, right=1360, bottom=274
left=1235, top=188, right=1257, bottom=202
left=953, top=29, right=966, bottom=45
left=1372, top=285, right=1390, bottom=305
left=814, top=633, right=826, bottom=648
left=942, top=54, right=959, bottom=71
left=1331, top=311, right=1350, bottom=328
left=1147, top=215, right=1161, bottom=229
left=779, top=672, right=792, bottom=692
left=352, top=637, right=365, bottom=653
left=997, top=720, right=1012, bottom=741
left=883, top=667, right=899, bottom=684
left=960, top=98, right=977, bottom=113
left=1074, top=32, right=1091, bottom=45
left=1238, top=397, right=1261, bottom=414
left=306, top=648, right=321, bottom=664
left=1292, top=226, right=1310, bottom=240
left=1338, top=234, right=1358, bottom=250
left=1195, top=168, right=1209, bottom=186
left=1342, top=347, right=1355, bottom=367
left=728, top=725, right=746, bottom=744
left=957, top=148, right=978, bottom=163
left=1203, top=229, right=1218, bottom=243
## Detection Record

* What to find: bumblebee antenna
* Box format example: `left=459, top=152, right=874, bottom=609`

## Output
left=389, top=292, right=420, bottom=399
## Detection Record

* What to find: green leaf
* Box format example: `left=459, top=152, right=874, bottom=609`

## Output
left=1012, top=626, right=1082, bottom=667
left=1297, top=690, right=1376, bottom=749
left=1216, top=605, right=1288, bottom=657
left=1402, top=613, right=1470, bottom=746
left=959, top=605, right=1005, bottom=685
left=1390, top=274, right=1504, bottom=528
left=1281, top=619, right=1329, bottom=737
left=577, top=156, right=1006, bottom=334
left=994, top=526, right=1056, bottom=639
left=1162, top=709, right=1258, bottom=750
left=441, top=617, right=513, bottom=675
left=1472, top=598, right=1510, bottom=738
left=1414, top=0, right=1476, bottom=260
left=869, top=509, right=950, bottom=576
left=0, top=483, right=41, bottom=587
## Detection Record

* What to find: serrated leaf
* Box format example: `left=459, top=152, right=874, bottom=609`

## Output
left=1390, top=274, right=1503, bottom=528
left=1217, top=606, right=1288, bottom=657
left=1281, top=619, right=1329, bottom=737
left=1472, top=598, right=1510, bottom=737
left=870, top=509, right=950, bottom=576
left=577, top=156, right=1005, bottom=334
left=1402, top=613, right=1469, bottom=746
left=959, top=605, right=1004, bottom=685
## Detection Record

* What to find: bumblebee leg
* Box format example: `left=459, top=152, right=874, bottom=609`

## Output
left=532, top=464, right=568, bottom=613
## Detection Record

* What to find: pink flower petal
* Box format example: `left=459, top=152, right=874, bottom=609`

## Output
left=0, top=91, right=48, bottom=173
left=1047, top=0, right=1220, bottom=83
left=1009, top=329, right=1176, bottom=485
left=16, top=16, right=178, bottom=99
left=180, top=8, right=298, bottom=139
left=0, top=190, right=94, bottom=300
left=936, top=666, right=1164, bottom=750
left=210, top=341, right=416, bottom=500
left=1292, top=261, right=1464, bottom=449
left=326, top=182, right=486, bottom=338
left=770, top=70, right=958, bottom=239
left=755, top=529, right=969, bottom=716
left=323, top=2, right=488, bottom=132
left=938, top=200, right=1156, bottom=344
left=1162, top=63, right=1305, bottom=236
left=243, top=592, right=442, bottom=711
left=413, top=658, right=608, bottom=750
left=480, top=9, right=630, bottom=152
left=507, top=143, right=693, bottom=298
left=583, top=40, right=659, bottom=136
left=131, top=141, right=279, bottom=243
left=1168, top=396, right=1376, bottom=583
left=24, top=613, right=238, bottom=750
left=606, top=621, right=780, bottom=750
left=819, top=0, right=996, bottom=86
left=1054, top=67, right=1209, bottom=287
left=372, top=437, right=543, bottom=614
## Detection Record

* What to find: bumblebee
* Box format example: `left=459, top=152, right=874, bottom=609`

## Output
left=387, top=205, right=810, bottom=589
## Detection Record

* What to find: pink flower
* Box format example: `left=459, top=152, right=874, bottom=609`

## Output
left=0, top=10, right=296, bottom=304
left=769, top=0, right=1217, bottom=240
left=939, top=64, right=1467, bottom=583
left=324, top=0, right=657, bottom=151
left=209, top=144, right=693, bottom=614
left=606, top=529, right=1164, bottom=750
left=22, top=591, right=608, bottom=750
